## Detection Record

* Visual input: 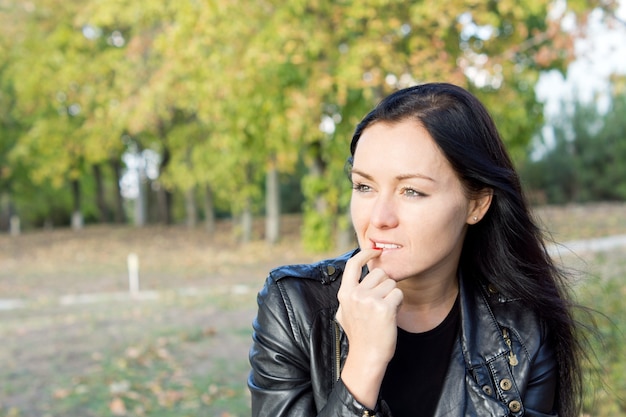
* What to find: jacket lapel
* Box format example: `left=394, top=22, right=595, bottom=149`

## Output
left=434, top=276, right=510, bottom=417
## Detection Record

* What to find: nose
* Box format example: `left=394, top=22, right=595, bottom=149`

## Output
left=370, top=193, right=399, bottom=229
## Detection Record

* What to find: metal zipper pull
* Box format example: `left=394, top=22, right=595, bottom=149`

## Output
left=503, top=328, right=519, bottom=367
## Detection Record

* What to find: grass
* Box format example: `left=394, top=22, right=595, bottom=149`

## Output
left=0, top=289, right=257, bottom=417
left=573, top=249, right=626, bottom=416
left=0, top=204, right=625, bottom=416
left=50, top=318, right=252, bottom=417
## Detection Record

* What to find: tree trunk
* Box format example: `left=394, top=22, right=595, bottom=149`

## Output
left=203, top=185, right=216, bottom=234
left=185, top=186, right=197, bottom=228
left=71, top=179, right=83, bottom=230
left=0, top=191, right=10, bottom=232
left=10, top=215, right=20, bottom=236
left=156, top=146, right=173, bottom=224
left=110, top=159, right=127, bottom=224
left=311, top=141, right=329, bottom=216
left=156, top=186, right=173, bottom=225
left=240, top=199, right=253, bottom=244
left=265, top=157, right=280, bottom=245
left=1, top=191, right=20, bottom=236
left=134, top=155, right=147, bottom=227
left=93, top=164, right=108, bottom=223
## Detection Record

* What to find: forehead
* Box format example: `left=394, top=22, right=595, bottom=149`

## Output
left=353, top=120, right=451, bottom=174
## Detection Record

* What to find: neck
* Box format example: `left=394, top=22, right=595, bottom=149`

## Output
left=396, top=272, right=459, bottom=333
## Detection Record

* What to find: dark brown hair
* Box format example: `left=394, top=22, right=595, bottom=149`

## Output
left=350, top=83, right=583, bottom=416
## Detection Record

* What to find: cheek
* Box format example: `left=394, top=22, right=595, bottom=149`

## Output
left=418, top=199, right=469, bottom=237
left=439, top=206, right=470, bottom=240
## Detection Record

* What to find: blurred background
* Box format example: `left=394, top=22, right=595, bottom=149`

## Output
left=1, top=0, right=625, bottom=416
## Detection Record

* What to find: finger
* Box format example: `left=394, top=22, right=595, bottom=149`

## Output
left=341, top=248, right=382, bottom=289
left=365, top=276, right=398, bottom=297
left=358, top=267, right=390, bottom=289
left=384, top=287, right=404, bottom=308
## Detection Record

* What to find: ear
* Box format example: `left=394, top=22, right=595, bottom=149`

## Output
left=467, top=189, right=493, bottom=225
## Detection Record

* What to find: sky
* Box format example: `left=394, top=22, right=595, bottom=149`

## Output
left=536, top=0, right=626, bottom=117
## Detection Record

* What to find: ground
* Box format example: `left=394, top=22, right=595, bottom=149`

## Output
left=0, top=214, right=324, bottom=416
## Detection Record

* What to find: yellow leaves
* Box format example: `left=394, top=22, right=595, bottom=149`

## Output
left=201, top=384, right=238, bottom=407
left=149, top=384, right=186, bottom=408
left=53, top=388, right=72, bottom=399
left=1, top=0, right=608, bottom=249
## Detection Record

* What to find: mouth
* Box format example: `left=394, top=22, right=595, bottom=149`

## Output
left=372, top=241, right=401, bottom=250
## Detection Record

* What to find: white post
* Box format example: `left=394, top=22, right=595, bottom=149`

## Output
left=127, top=253, right=140, bottom=297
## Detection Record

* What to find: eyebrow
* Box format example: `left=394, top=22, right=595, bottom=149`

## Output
left=350, top=168, right=436, bottom=183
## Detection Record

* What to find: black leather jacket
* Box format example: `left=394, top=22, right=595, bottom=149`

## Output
left=248, top=250, right=558, bottom=416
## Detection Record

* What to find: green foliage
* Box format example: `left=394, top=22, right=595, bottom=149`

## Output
left=10, top=175, right=101, bottom=228
left=301, top=173, right=335, bottom=252
left=0, top=0, right=619, bottom=246
left=522, top=88, right=626, bottom=204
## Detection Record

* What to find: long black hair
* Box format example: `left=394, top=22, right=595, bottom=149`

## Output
left=350, top=83, right=583, bottom=416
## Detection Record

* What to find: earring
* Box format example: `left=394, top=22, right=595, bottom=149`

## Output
left=473, top=216, right=478, bottom=222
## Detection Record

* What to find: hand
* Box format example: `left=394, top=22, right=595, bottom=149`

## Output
left=335, top=248, right=404, bottom=408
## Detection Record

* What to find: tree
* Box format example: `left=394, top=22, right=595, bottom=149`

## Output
left=521, top=83, right=626, bottom=203
left=4, top=0, right=131, bottom=228
left=574, top=88, right=626, bottom=201
left=1, top=0, right=618, bottom=245
left=252, top=0, right=614, bottom=250
left=0, top=6, right=22, bottom=231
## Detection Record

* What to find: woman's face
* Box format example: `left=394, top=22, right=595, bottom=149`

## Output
left=350, top=119, right=483, bottom=284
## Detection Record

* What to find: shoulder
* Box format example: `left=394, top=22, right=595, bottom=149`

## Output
left=253, top=250, right=356, bottom=345
left=477, top=282, right=549, bottom=359
left=486, top=286, right=546, bottom=332
left=267, top=249, right=355, bottom=285
left=257, top=250, right=356, bottom=316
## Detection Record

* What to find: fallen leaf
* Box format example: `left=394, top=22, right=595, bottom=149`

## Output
left=109, top=397, right=127, bottom=416
left=53, top=388, right=71, bottom=399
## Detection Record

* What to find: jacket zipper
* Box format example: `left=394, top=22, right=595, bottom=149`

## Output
left=334, top=320, right=341, bottom=381
left=502, top=328, right=519, bottom=367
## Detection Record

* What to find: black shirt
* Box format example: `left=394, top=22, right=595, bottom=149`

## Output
left=380, top=297, right=460, bottom=417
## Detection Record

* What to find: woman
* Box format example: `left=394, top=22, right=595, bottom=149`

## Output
left=248, top=83, right=583, bottom=416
